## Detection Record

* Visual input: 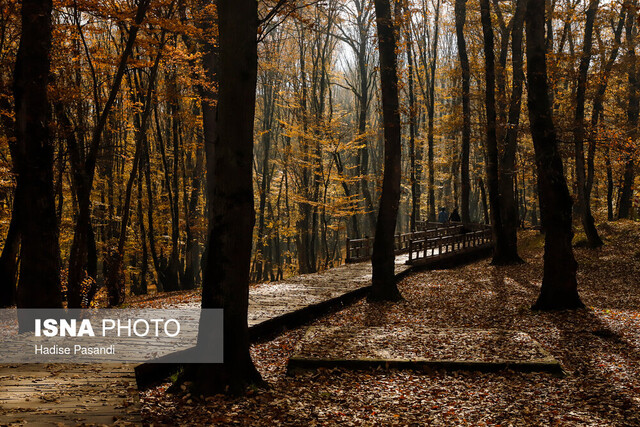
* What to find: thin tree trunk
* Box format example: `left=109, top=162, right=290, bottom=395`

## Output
left=480, top=0, right=514, bottom=265
left=405, top=5, right=420, bottom=231
left=143, top=134, right=164, bottom=293
left=295, top=23, right=314, bottom=274
left=427, top=0, right=441, bottom=222
left=479, top=177, right=489, bottom=224
left=333, top=151, right=360, bottom=237
left=134, top=167, right=148, bottom=295
left=357, top=38, right=377, bottom=235
left=572, top=0, right=602, bottom=247
left=255, top=69, right=276, bottom=281
left=104, top=47, right=161, bottom=306
left=370, top=0, right=402, bottom=302
left=587, top=7, right=625, bottom=199
left=619, top=159, right=635, bottom=218
left=169, top=73, right=181, bottom=288
left=353, top=8, right=377, bottom=235
left=67, top=0, right=150, bottom=307
left=181, top=138, right=204, bottom=290
left=605, top=146, right=614, bottom=220
left=498, top=0, right=526, bottom=263
left=455, top=0, right=471, bottom=224
left=620, top=3, right=639, bottom=219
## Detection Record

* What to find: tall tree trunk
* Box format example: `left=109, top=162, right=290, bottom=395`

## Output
left=357, top=42, right=376, bottom=235
left=255, top=70, right=276, bottom=281
left=572, top=0, right=603, bottom=247
left=620, top=4, right=639, bottom=219
left=0, top=73, right=19, bottom=307
left=353, top=11, right=377, bottom=236
left=427, top=0, right=441, bottom=222
left=526, top=0, right=584, bottom=310
left=587, top=7, right=626, bottom=200
left=605, top=147, right=614, bottom=220
left=104, top=49, right=161, bottom=306
left=480, top=0, right=515, bottom=265
left=478, top=177, right=489, bottom=224
left=181, top=139, right=204, bottom=290
left=13, top=0, right=63, bottom=314
left=619, top=159, right=635, bottom=218
left=143, top=134, right=164, bottom=292
left=333, top=148, right=361, bottom=238
left=295, top=23, right=314, bottom=274
left=0, top=182, right=20, bottom=307
left=405, top=5, right=420, bottom=231
left=455, top=0, right=471, bottom=224
left=169, top=73, right=181, bottom=288
left=495, top=0, right=526, bottom=263
left=153, top=102, right=180, bottom=291
left=176, top=0, right=218, bottom=293
left=188, top=0, right=262, bottom=395
left=134, top=168, right=148, bottom=295
left=370, top=0, right=402, bottom=302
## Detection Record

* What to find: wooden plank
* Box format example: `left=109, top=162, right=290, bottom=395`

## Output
left=0, top=363, right=141, bottom=425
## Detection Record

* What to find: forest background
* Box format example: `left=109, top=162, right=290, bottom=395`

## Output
left=0, top=0, right=638, bottom=309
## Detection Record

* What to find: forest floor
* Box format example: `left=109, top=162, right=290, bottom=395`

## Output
left=140, top=220, right=640, bottom=426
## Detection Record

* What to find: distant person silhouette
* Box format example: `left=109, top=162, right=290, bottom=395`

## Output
left=438, top=206, right=449, bottom=223
left=449, top=207, right=461, bottom=222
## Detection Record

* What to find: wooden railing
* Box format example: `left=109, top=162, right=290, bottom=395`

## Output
left=345, top=222, right=474, bottom=263
left=407, top=227, right=493, bottom=265
left=414, top=220, right=446, bottom=231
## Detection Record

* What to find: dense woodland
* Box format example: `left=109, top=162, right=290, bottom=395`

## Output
left=0, top=0, right=639, bottom=393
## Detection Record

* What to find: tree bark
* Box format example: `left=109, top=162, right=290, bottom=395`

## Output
left=572, top=0, right=602, bottom=247
left=605, top=146, right=614, bottom=220
left=143, top=132, right=164, bottom=293
left=133, top=167, right=148, bottom=295
left=370, top=0, right=402, bottom=302
left=478, top=177, right=489, bottom=224
left=181, top=139, right=204, bottom=290
left=620, top=5, right=639, bottom=219
left=496, top=0, right=526, bottom=263
left=13, top=0, right=63, bottom=314
left=618, top=159, right=635, bottom=218
left=526, top=0, right=584, bottom=310
left=587, top=7, right=625, bottom=200
left=427, top=0, right=441, bottom=222
left=187, top=0, right=263, bottom=395
left=455, top=0, right=471, bottom=224
left=0, top=73, right=19, bottom=307
left=0, top=182, right=20, bottom=307
left=176, top=0, right=218, bottom=292
left=295, top=23, right=314, bottom=274
left=480, top=0, right=518, bottom=265
left=104, top=46, right=162, bottom=306
left=255, top=62, right=277, bottom=281
left=356, top=25, right=377, bottom=236
left=404, top=4, right=420, bottom=231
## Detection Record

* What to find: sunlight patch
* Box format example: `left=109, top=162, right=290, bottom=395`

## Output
left=287, top=326, right=562, bottom=375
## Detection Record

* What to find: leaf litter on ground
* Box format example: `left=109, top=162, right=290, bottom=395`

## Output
left=140, top=220, right=640, bottom=426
